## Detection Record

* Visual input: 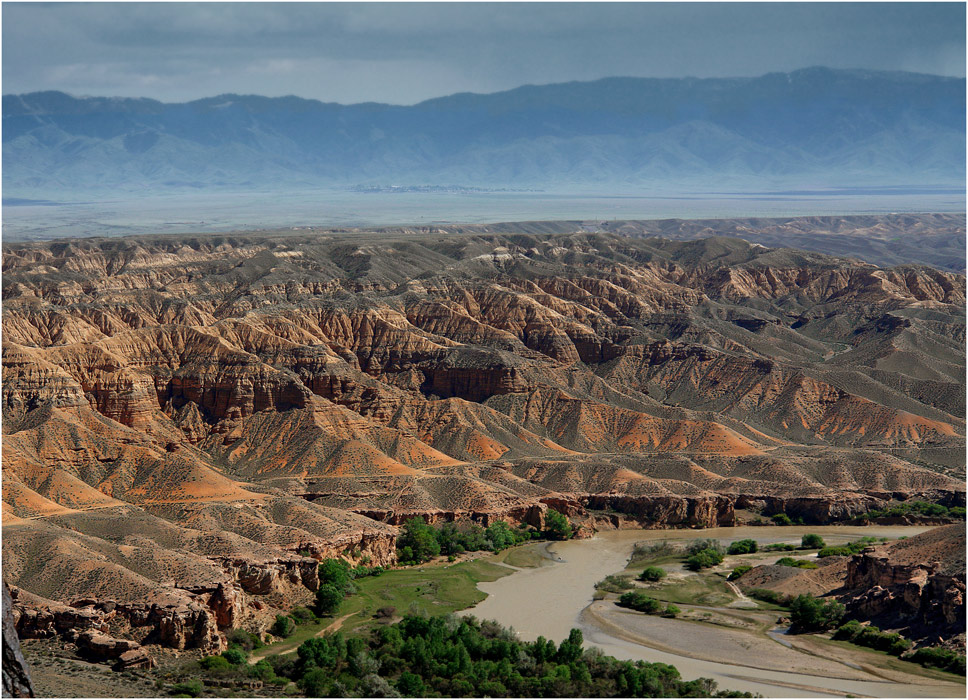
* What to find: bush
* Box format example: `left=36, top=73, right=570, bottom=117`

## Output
left=617, top=591, right=662, bottom=614
left=639, top=566, right=666, bottom=582
left=685, top=548, right=724, bottom=570
left=222, top=647, right=247, bottom=665
left=169, top=680, right=203, bottom=698
left=596, top=575, right=635, bottom=593
left=788, top=594, right=845, bottom=633
left=818, top=546, right=853, bottom=558
left=727, top=565, right=752, bottom=581
left=319, top=558, right=352, bottom=593
left=763, top=543, right=797, bottom=552
left=686, top=539, right=724, bottom=556
left=299, top=668, right=331, bottom=696
left=909, top=646, right=966, bottom=675
left=727, top=539, right=758, bottom=555
left=200, top=654, right=232, bottom=671
left=801, top=534, right=825, bottom=549
left=397, top=671, right=427, bottom=696
left=543, top=508, right=573, bottom=541
left=775, top=557, right=817, bottom=569
left=747, top=588, right=789, bottom=606
left=374, top=606, right=396, bottom=619
left=771, top=513, right=794, bottom=526
left=225, top=628, right=258, bottom=652
left=290, top=606, right=317, bottom=624
left=315, top=583, right=344, bottom=616
left=661, top=604, right=681, bottom=618
left=271, top=614, right=295, bottom=638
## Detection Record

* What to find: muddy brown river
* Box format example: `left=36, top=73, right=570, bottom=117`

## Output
left=468, top=526, right=964, bottom=698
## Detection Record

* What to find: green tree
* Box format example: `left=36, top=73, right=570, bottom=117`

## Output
left=543, top=508, right=573, bottom=540
left=299, top=668, right=330, bottom=697
left=789, top=594, right=845, bottom=633
left=396, top=517, right=441, bottom=564
left=638, top=566, right=666, bottom=582
left=221, top=648, right=247, bottom=665
left=772, top=513, right=794, bottom=526
left=801, top=534, right=825, bottom=549
left=271, top=614, right=295, bottom=638
left=397, top=671, right=426, bottom=697
left=727, top=539, right=758, bottom=555
left=319, top=558, right=352, bottom=593
left=485, top=521, right=517, bottom=551
left=315, top=583, right=344, bottom=616
left=685, top=548, right=724, bottom=570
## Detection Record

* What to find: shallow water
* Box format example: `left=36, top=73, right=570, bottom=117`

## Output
left=468, top=526, right=963, bottom=698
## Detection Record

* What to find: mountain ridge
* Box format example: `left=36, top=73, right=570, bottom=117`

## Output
left=5, top=68, right=964, bottom=197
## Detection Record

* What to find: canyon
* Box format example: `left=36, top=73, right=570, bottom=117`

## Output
left=2, top=224, right=965, bottom=660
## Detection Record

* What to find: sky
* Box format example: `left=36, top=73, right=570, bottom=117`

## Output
left=3, top=2, right=965, bottom=105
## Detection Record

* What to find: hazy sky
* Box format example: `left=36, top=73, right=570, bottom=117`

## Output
left=3, top=2, right=965, bottom=104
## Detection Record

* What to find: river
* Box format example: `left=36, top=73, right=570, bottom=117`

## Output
left=468, top=526, right=964, bottom=698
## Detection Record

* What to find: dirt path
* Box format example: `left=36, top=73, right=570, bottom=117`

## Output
left=725, top=580, right=758, bottom=608
left=249, top=612, right=357, bottom=663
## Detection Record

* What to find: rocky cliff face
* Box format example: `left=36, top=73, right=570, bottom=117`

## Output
left=3, top=583, right=34, bottom=698
left=2, top=230, right=964, bottom=653
left=843, top=525, right=966, bottom=643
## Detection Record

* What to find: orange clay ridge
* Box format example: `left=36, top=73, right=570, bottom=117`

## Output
left=2, top=226, right=964, bottom=651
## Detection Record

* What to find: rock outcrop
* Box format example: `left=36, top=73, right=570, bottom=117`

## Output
left=3, top=583, right=34, bottom=698
left=843, top=524, right=966, bottom=642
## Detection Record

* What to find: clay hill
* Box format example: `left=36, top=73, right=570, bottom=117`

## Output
left=2, top=229, right=965, bottom=652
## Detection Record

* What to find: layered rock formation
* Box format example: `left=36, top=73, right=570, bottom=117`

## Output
left=843, top=524, right=966, bottom=643
left=2, top=229, right=964, bottom=654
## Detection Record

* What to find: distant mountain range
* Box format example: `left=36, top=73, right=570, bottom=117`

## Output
left=3, top=67, right=964, bottom=198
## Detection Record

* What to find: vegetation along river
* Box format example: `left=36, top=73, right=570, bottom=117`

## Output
left=468, top=526, right=963, bottom=698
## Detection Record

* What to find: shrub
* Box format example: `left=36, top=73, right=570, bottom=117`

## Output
left=397, top=671, right=427, bottom=697
left=169, top=680, right=203, bottom=698
left=727, top=539, right=758, bottom=555
left=617, top=591, right=662, bottom=614
left=290, top=606, right=317, bottom=624
left=315, top=583, right=344, bottom=616
left=789, top=594, right=845, bottom=633
left=909, top=646, right=966, bottom=675
left=222, top=647, right=247, bottom=665
left=596, top=575, right=635, bottom=593
left=763, top=543, right=797, bottom=552
left=299, top=668, right=331, bottom=696
left=661, top=604, right=681, bottom=618
left=727, top=565, right=752, bottom=581
left=747, top=588, right=788, bottom=605
left=225, top=628, right=257, bottom=652
left=319, top=558, right=352, bottom=593
left=775, top=557, right=818, bottom=569
left=374, top=606, right=396, bottom=619
left=686, top=539, right=724, bottom=556
left=200, top=654, right=232, bottom=670
left=639, top=566, right=666, bottom=582
left=818, top=546, right=853, bottom=558
left=685, top=548, right=724, bottom=570
left=271, top=614, right=295, bottom=638
left=543, top=508, right=573, bottom=541
left=801, top=534, right=825, bottom=549
left=771, top=513, right=794, bottom=526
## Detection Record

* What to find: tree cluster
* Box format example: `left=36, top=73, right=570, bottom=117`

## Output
left=788, top=594, right=845, bottom=633
left=396, top=517, right=543, bottom=565
left=262, top=614, right=748, bottom=697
